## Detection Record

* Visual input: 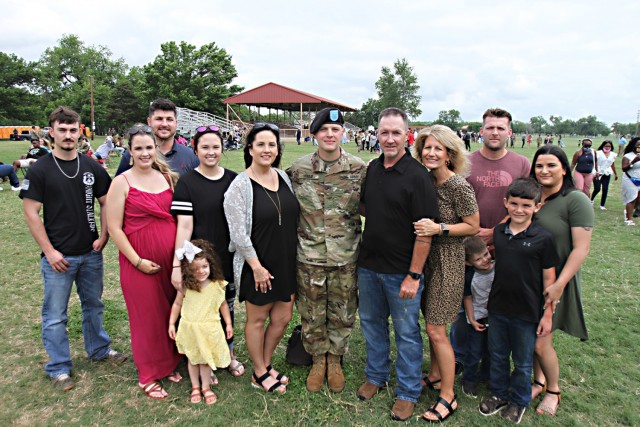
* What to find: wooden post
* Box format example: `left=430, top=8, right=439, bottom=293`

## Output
left=90, top=76, right=95, bottom=140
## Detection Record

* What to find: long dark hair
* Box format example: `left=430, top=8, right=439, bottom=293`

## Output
left=596, top=140, right=614, bottom=151
left=624, top=137, right=640, bottom=155
left=243, top=123, right=282, bottom=168
left=530, top=145, right=575, bottom=195
left=193, top=126, right=224, bottom=153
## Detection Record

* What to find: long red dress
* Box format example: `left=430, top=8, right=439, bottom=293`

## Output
left=119, top=186, right=180, bottom=384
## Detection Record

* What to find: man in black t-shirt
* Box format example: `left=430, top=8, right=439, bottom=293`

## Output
left=12, top=136, right=50, bottom=171
left=356, top=108, right=439, bottom=421
left=20, top=106, right=126, bottom=392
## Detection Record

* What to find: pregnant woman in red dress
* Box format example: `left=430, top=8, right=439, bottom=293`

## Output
left=106, top=124, right=182, bottom=399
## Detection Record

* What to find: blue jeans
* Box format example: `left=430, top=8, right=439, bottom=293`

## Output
left=488, top=312, right=537, bottom=407
left=449, top=308, right=468, bottom=364
left=357, top=267, right=424, bottom=403
left=462, top=323, right=490, bottom=385
left=0, top=164, right=19, bottom=187
left=41, top=250, right=112, bottom=377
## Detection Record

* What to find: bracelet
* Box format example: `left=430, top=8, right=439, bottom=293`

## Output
left=172, top=265, right=181, bottom=268
left=135, top=257, right=142, bottom=269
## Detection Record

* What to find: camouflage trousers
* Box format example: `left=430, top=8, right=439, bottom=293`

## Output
left=296, top=262, right=358, bottom=356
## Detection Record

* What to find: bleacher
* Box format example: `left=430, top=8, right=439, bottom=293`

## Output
left=176, top=107, right=360, bottom=141
left=176, top=107, right=244, bottom=137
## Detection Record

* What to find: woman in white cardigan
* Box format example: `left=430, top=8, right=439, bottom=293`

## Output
left=224, top=123, right=299, bottom=394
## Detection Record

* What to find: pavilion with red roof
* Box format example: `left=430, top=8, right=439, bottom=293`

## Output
left=223, top=82, right=357, bottom=133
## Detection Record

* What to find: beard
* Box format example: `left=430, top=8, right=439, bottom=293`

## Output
left=485, top=141, right=506, bottom=151
left=56, top=139, right=77, bottom=152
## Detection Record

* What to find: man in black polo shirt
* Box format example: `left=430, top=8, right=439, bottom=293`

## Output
left=115, top=98, right=199, bottom=176
left=356, top=107, right=439, bottom=421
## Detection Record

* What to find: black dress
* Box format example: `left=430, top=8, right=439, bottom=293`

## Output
left=240, top=175, right=299, bottom=305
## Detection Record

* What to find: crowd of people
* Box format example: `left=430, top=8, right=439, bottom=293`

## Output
left=18, top=99, right=634, bottom=424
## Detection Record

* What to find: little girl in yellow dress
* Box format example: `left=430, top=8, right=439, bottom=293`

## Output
left=169, top=240, right=232, bottom=404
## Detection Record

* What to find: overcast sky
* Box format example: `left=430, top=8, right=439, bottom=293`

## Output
left=2, top=0, right=638, bottom=125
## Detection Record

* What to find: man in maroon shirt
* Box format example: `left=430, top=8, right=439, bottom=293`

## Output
left=467, top=108, right=531, bottom=247
left=451, top=108, right=531, bottom=376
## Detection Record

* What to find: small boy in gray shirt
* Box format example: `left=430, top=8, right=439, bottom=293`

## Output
left=461, top=236, right=495, bottom=398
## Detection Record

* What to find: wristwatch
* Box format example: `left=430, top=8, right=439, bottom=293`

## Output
left=408, top=271, right=421, bottom=280
left=440, top=223, right=450, bottom=236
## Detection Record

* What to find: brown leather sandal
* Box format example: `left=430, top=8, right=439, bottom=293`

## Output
left=190, top=387, right=202, bottom=404
left=139, top=382, right=167, bottom=400
left=202, top=388, right=217, bottom=405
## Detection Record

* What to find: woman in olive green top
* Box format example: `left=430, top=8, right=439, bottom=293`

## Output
left=529, top=146, right=594, bottom=416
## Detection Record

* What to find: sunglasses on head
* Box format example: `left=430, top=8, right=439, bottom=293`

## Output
left=128, top=125, right=153, bottom=137
left=196, top=125, right=220, bottom=133
left=253, top=123, right=279, bottom=132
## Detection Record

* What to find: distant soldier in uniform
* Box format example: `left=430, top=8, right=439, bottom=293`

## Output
left=287, top=108, right=366, bottom=393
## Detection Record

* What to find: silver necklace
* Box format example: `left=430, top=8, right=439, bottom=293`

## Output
left=251, top=167, right=282, bottom=226
left=52, top=153, right=80, bottom=179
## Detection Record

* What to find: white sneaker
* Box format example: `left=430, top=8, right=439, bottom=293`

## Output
left=624, top=220, right=636, bottom=226
left=0, top=187, right=3, bottom=191
left=11, top=186, right=20, bottom=191
left=599, top=206, right=607, bottom=211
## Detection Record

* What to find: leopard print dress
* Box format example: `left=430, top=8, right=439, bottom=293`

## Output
left=422, top=174, right=478, bottom=325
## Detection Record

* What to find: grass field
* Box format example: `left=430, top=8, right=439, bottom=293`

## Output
left=0, top=136, right=638, bottom=426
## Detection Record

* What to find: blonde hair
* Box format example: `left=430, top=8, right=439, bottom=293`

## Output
left=413, top=125, right=469, bottom=176
left=153, top=155, right=178, bottom=188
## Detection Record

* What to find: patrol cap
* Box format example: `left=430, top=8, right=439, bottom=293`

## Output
left=310, top=108, right=344, bottom=135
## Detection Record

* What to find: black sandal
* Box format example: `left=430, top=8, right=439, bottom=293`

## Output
left=537, top=389, right=561, bottom=416
left=421, top=375, right=441, bottom=391
left=421, top=394, right=457, bottom=423
left=266, top=364, right=289, bottom=385
left=251, top=371, right=286, bottom=394
left=532, top=379, right=546, bottom=399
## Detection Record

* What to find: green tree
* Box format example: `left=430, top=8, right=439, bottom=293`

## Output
left=0, top=52, right=42, bottom=124
left=35, top=34, right=128, bottom=132
left=141, top=41, right=243, bottom=116
left=374, top=58, right=422, bottom=119
left=460, top=121, right=482, bottom=132
left=529, top=116, right=549, bottom=133
left=511, top=120, right=528, bottom=134
left=559, top=119, right=576, bottom=135
left=612, top=122, right=637, bottom=136
left=434, top=109, right=462, bottom=130
left=351, top=58, right=421, bottom=127
left=549, top=115, right=562, bottom=133
left=104, top=77, right=148, bottom=133
left=346, top=98, right=381, bottom=129
left=575, top=115, right=610, bottom=136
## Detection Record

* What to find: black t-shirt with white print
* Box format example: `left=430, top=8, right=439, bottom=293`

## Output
left=19, top=153, right=111, bottom=256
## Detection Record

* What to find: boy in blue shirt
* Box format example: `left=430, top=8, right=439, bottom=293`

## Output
left=479, top=178, right=558, bottom=424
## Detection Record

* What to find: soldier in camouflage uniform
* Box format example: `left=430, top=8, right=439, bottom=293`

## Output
left=287, top=108, right=366, bottom=393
